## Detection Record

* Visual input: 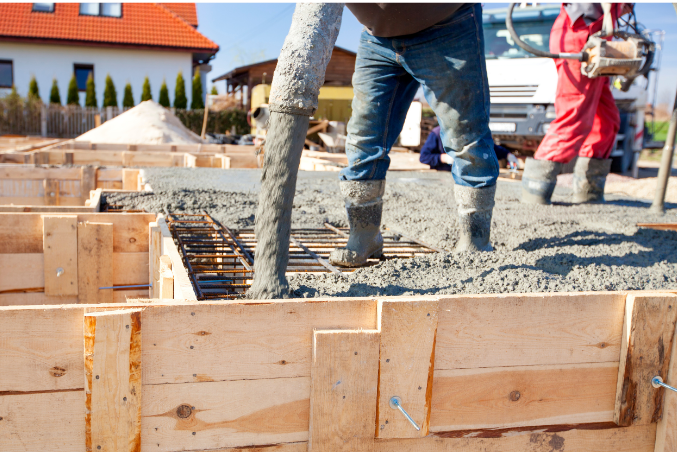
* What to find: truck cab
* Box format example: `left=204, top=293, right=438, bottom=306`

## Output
left=483, top=5, right=649, bottom=173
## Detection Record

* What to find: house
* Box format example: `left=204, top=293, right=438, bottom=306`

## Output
left=212, top=46, right=356, bottom=110
left=0, top=3, right=218, bottom=107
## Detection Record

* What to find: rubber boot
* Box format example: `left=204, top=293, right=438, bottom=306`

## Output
left=572, top=157, right=612, bottom=204
left=329, top=180, right=385, bottom=267
left=454, top=184, right=496, bottom=252
left=521, top=157, right=562, bottom=205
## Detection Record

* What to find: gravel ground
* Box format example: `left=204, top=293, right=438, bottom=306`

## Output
left=104, top=167, right=677, bottom=298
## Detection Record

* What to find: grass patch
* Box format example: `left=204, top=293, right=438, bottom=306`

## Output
left=647, top=121, right=669, bottom=142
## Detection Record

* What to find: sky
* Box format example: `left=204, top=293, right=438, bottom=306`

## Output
left=197, top=2, right=677, bottom=108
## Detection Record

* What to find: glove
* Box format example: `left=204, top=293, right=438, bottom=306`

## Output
left=440, top=153, right=454, bottom=165
left=507, top=153, right=518, bottom=169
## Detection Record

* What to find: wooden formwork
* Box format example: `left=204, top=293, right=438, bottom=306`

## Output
left=0, top=140, right=260, bottom=169
left=0, top=212, right=196, bottom=306
left=2, top=291, right=677, bottom=452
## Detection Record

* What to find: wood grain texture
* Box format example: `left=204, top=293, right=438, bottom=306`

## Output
left=615, top=294, right=677, bottom=426
left=309, top=330, right=379, bottom=451
left=436, top=292, right=627, bottom=370
left=43, top=215, right=78, bottom=296
left=43, top=178, right=59, bottom=205
left=0, top=212, right=155, bottom=254
left=85, top=309, right=142, bottom=452
left=157, top=216, right=196, bottom=300
left=0, top=390, right=86, bottom=452
left=375, top=424, right=657, bottom=452
left=81, top=165, right=97, bottom=204
left=78, top=222, right=114, bottom=304
left=142, top=377, right=309, bottom=451
left=655, top=316, right=677, bottom=452
left=122, top=169, right=140, bottom=191
left=158, top=255, right=173, bottom=299
left=141, top=298, right=377, bottom=385
left=0, top=307, right=84, bottom=392
left=430, top=363, right=619, bottom=432
left=378, top=298, right=438, bottom=438
left=149, top=223, right=160, bottom=298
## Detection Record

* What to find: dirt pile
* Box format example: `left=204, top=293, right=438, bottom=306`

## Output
left=76, top=100, right=204, bottom=144
left=104, top=168, right=677, bottom=298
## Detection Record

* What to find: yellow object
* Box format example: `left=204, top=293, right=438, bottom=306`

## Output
left=250, top=84, right=353, bottom=134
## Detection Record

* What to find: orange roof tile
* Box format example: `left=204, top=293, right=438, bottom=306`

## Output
left=0, top=3, right=218, bottom=53
left=160, top=3, right=198, bottom=27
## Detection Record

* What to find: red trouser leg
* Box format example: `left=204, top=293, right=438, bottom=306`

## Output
left=579, top=79, right=620, bottom=159
left=534, top=59, right=608, bottom=164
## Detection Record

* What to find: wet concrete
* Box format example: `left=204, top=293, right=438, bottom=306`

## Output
left=104, top=167, right=677, bottom=298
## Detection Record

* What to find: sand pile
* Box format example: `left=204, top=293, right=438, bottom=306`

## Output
left=76, top=100, right=204, bottom=144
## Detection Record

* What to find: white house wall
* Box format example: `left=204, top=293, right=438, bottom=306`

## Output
left=0, top=42, right=194, bottom=107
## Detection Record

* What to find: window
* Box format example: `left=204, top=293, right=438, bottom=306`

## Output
left=74, top=64, right=94, bottom=91
left=79, top=3, right=122, bottom=17
left=32, top=3, right=55, bottom=13
left=0, top=60, right=13, bottom=88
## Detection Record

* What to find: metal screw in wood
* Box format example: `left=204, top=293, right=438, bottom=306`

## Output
left=56, top=267, right=64, bottom=277
left=389, top=396, right=421, bottom=431
left=652, top=376, right=677, bottom=393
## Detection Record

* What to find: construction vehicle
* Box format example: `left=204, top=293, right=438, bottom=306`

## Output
left=484, top=4, right=661, bottom=174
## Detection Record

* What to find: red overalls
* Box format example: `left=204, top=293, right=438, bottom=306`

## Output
left=534, top=4, right=623, bottom=163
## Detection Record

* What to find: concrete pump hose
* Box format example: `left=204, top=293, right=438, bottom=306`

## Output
left=248, top=3, right=344, bottom=300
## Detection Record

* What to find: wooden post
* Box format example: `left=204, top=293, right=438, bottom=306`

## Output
left=122, top=169, right=140, bottom=191
left=309, top=330, right=380, bottom=452
left=201, top=95, right=210, bottom=140
left=78, top=222, right=113, bottom=304
left=43, top=179, right=59, bottom=206
left=81, top=166, right=97, bottom=205
left=615, top=293, right=677, bottom=426
left=148, top=222, right=160, bottom=298
left=377, top=299, right=439, bottom=438
left=43, top=215, right=78, bottom=296
left=85, top=308, right=142, bottom=452
left=655, top=319, right=677, bottom=452
left=158, top=255, right=173, bottom=299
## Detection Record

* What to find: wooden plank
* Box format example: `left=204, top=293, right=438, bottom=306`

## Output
left=142, top=298, right=377, bottom=385
left=655, top=317, right=677, bottom=452
left=157, top=216, right=196, bottom=300
left=43, top=215, right=78, bottom=296
left=375, top=424, right=657, bottom=452
left=85, top=309, right=142, bottom=452
left=78, top=222, right=114, bottom=304
left=122, top=169, right=140, bottom=191
left=43, top=178, right=59, bottom=206
left=149, top=222, right=160, bottom=298
left=436, top=292, right=627, bottom=370
left=309, top=330, right=379, bottom=451
left=193, top=443, right=307, bottom=452
left=81, top=166, right=97, bottom=205
left=0, top=391, right=86, bottom=452
left=0, top=252, right=148, bottom=292
left=615, top=294, right=677, bottom=426
left=158, top=255, right=173, bottom=299
left=378, top=298, right=438, bottom=438
left=0, top=166, right=81, bottom=180
left=0, top=290, right=144, bottom=306
left=0, top=212, right=155, bottom=253
left=430, top=362, right=619, bottom=432
left=637, top=223, right=677, bottom=231
left=0, top=307, right=84, bottom=392
left=142, top=377, right=310, bottom=452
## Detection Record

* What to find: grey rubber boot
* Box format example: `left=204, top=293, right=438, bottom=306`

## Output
left=454, top=184, right=496, bottom=252
left=521, top=157, right=562, bottom=205
left=329, top=180, right=385, bottom=267
left=572, top=157, right=612, bottom=203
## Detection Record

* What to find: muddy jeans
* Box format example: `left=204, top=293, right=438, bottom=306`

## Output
left=339, top=4, right=498, bottom=188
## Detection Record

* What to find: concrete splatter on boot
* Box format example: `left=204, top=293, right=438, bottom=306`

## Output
left=329, top=180, right=385, bottom=267
left=521, top=157, right=562, bottom=205
left=572, top=157, right=611, bottom=203
left=454, top=184, right=496, bottom=252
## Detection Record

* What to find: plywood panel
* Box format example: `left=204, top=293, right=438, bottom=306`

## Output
left=43, top=215, right=78, bottom=296
left=78, top=221, right=113, bottom=304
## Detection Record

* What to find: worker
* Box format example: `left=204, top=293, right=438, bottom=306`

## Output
left=328, top=3, right=499, bottom=268
left=521, top=3, right=629, bottom=204
left=420, top=125, right=518, bottom=171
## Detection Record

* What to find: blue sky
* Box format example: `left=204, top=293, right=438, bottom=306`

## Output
left=197, top=3, right=677, bottom=108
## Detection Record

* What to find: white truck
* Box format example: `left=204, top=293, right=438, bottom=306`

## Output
left=483, top=4, right=653, bottom=173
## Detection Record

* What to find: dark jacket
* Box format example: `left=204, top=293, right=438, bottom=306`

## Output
left=419, top=126, right=511, bottom=171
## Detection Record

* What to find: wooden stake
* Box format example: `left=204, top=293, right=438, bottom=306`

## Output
left=43, top=215, right=78, bottom=296
left=78, top=222, right=113, bottom=304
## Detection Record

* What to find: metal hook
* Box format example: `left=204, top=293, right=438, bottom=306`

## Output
left=652, top=376, right=677, bottom=393
left=389, top=396, right=421, bottom=431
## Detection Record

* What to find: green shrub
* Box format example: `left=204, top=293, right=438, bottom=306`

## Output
left=174, top=71, right=187, bottom=109
left=173, top=107, right=248, bottom=136
left=67, top=74, right=79, bottom=106
left=210, top=86, right=218, bottom=95
left=28, top=76, right=40, bottom=100
left=191, top=68, right=204, bottom=110
left=158, top=80, right=170, bottom=107
left=141, top=76, right=152, bottom=102
left=102, top=74, right=117, bottom=107
left=49, top=79, right=61, bottom=105
left=122, top=83, right=134, bottom=108
left=85, top=73, right=97, bottom=107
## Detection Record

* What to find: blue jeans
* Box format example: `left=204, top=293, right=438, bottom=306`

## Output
left=339, top=4, right=498, bottom=188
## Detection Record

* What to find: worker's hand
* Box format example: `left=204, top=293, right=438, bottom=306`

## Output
left=440, top=153, right=454, bottom=165
left=507, top=153, right=519, bottom=170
